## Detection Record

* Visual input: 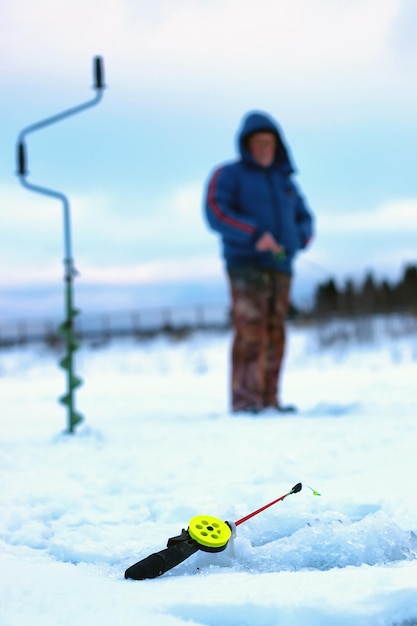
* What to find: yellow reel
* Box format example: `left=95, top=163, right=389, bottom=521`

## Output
left=188, top=515, right=232, bottom=552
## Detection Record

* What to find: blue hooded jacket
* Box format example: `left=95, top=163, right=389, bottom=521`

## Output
left=204, top=111, right=314, bottom=274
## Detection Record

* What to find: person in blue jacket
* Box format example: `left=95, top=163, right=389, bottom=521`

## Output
left=204, top=110, right=314, bottom=414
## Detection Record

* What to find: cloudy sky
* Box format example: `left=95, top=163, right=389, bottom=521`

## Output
left=1, top=0, right=416, bottom=314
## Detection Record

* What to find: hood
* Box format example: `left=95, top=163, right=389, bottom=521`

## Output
left=237, top=111, right=294, bottom=173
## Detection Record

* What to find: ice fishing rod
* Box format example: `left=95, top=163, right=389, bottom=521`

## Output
left=124, top=482, right=306, bottom=581
left=235, top=482, right=301, bottom=525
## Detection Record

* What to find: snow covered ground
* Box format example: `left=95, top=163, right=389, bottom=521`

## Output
left=1, top=317, right=417, bottom=626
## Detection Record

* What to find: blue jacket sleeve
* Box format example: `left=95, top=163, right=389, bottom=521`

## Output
left=205, top=166, right=259, bottom=245
left=295, top=191, right=314, bottom=250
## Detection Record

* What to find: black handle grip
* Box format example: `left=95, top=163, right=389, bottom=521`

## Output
left=17, top=142, right=27, bottom=176
left=93, top=56, right=105, bottom=90
left=124, top=540, right=199, bottom=580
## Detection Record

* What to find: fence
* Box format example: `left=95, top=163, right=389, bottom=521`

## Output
left=2, top=305, right=416, bottom=350
left=0, top=303, right=232, bottom=347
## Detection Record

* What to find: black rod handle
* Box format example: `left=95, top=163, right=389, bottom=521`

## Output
left=124, top=541, right=199, bottom=580
left=93, top=56, right=105, bottom=90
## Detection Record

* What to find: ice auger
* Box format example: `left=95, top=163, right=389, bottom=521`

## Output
left=16, top=57, right=106, bottom=433
left=125, top=482, right=303, bottom=580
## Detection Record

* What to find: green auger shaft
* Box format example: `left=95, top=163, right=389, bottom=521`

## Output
left=59, top=274, right=83, bottom=434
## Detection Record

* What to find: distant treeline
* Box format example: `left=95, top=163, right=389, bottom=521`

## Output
left=313, top=263, right=417, bottom=317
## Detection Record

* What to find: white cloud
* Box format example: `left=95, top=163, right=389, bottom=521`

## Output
left=0, top=178, right=207, bottom=244
left=0, top=180, right=218, bottom=285
left=1, top=0, right=396, bottom=71
left=317, top=198, right=417, bottom=235
left=170, top=182, right=202, bottom=217
left=296, top=195, right=417, bottom=285
left=67, top=182, right=210, bottom=257
left=0, top=184, right=63, bottom=230
left=80, top=255, right=223, bottom=284
left=372, top=199, right=417, bottom=230
left=1, top=0, right=412, bottom=117
left=0, top=254, right=223, bottom=287
left=0, top=264, right=62, bottom=286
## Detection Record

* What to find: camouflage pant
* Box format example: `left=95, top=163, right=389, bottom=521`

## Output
left=227, top=267, right=291, bottom=412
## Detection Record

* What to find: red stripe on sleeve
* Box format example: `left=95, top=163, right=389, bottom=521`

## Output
left=208, top=168, right=255, bottom=234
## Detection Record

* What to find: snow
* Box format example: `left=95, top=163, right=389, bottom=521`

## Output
left=1, top=317, right=417, bottom=626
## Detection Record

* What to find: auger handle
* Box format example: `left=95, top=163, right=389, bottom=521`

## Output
left=124, top=540, right=199, bottom=581
left=17, top=142, right=27, bottom=176
left=93, top=56, right=105, bottom=90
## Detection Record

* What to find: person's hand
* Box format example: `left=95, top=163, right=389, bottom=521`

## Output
left=255, top=232, right=285, bottom=254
